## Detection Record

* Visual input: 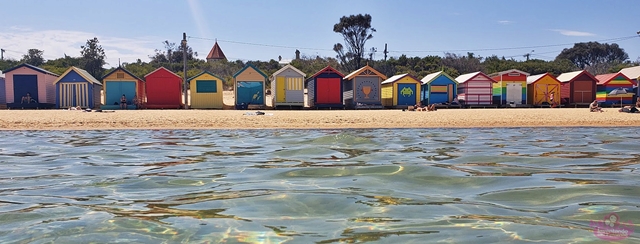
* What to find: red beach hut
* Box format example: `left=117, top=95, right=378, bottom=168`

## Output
left=557, top=70, right=597, bottom=105
left=306, top=66, right=344, bottom=108
left=144, top=67, right=183, bottom=109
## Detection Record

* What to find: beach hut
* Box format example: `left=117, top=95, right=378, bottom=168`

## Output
left=188, top=71, right=225, bottom=109
left=270, top=64, right=306, bottom=108
left=101, top=66, right=145, bottom=110
left=234, top=63, right=267, bottom=109
left=455, top=72, right=496, bottom=106
left=619, top=65, right=640, bottom=99
left=595, top=72, right=635, bottom=106
left=144, top=67, right=183, bottom=109
left=3, top=63, right=58, bottom=109
left=557, top=70, right=597, bottom=105
left=420, top=71, right=458, bottom=105
left=0, top=71, right=5, bottom=108
left=343, top=65, right=386, bottom=109
left=53, top=66, right=102, bottom=109
left=489, top=69, right=529, bottom=106
left=526, top=73, right=562, bottom=106
left=306, top=66, right=345, bottom=108
left=381, top=73, right=422, bottom=108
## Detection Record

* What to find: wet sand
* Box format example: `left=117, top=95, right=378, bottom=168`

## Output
left=0, top=108, right=637, bottom=130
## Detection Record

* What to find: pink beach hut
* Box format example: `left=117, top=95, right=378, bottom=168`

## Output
left=455, top=71, right=496, bottom=106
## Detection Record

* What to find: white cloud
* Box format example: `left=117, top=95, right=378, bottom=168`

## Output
left=0, top=28, right=158, bottom=68
left=498, top=20, right=513, bottom=25
left=551, top=29, right=596, bottom=37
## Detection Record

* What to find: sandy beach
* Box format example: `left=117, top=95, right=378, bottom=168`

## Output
left=0, top=107, right=638, bottom=130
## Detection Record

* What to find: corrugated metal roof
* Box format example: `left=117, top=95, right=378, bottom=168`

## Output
left=233, top=63, right=268, bottom=78
left=102, top=66, right=143, bottom=81
left=556, top=70, right=584, bottom=83
left=206, top=42, right=226, bottom=60
left=187, top=70, right=224, bottom=82
left=381, top=73, right=421, bottom=85
left=343, top=65, right=387, bottom=80
left=455, top=71, right=482, bottom=84
left=270, top=64, right=306, bottom=80
left=619, top=66, right=640, bottom=80
left=308, top=65, right=344, bottom=79
left=145, top=66, right=182, bottom=79
left=54, top=66, right=102, bottom=85
left=420, top=71, right=458, bottom=85
left=2, top=63, right=59, bottom=76
left=594, top=73, right=619, bottom=85
left=526, top=73, right=546, bottom=84
left=487, top=69, right=530, bottom=77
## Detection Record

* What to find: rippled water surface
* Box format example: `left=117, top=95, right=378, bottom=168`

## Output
left=0, top=128, right=638, bottom=243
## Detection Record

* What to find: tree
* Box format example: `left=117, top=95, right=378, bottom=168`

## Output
left=555, top=42, right=629, bottom=75
left=21, top=49, right=45, bottom=66
left=442, top=52, right=485, bottom=75
left=80, top=37, right=107, bottom=78
left=150, top=40, right=198, bottom=66
left=333, top=14, right=376, bottom=72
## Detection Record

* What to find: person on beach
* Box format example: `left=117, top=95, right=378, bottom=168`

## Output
left=21, top=92, right=36, bottom=104
left=549, top=92, right=556, bottom=108
left=636, top=97, right=640, bottom=108
left=618, top=105, right=639, bottom=113
left=426, top=104, right=437, bottom=111
left=120, top=94, right=127, bottom=109
left=415, top=102, right=426, bottom=111
left=589, top=100, right=603, bottom=112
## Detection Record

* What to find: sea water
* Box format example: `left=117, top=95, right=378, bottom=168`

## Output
left=0, top=128, right=638, bottom=243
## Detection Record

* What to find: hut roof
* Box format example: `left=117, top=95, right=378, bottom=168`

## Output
left=54, top=66, right=102, bottom=85
left=3, top=63, right=59, bottom=76
left=455, top=71, right=494, bottom=84
left=619, top=65, right=640, bottom=80
left=102, top=66, right=143, bottom=81
left=187, top=70, right=224, bottom=82
left=271, top=64, right=306, bottom=80
left=144, top=66, right=182, bottom=79
left=233, top=63, right=267, bottom=78
left=420, top=71, right=457, bottom=85
left=487, top=69, right=530, bottom=77
left=308, top=65, right=344, bottom=79
left=206, top=41, right=226, bottom=60
left=381, top=73, right=420, bottom=84
left=556, top=70, right=596, bottom=83
left=344, top=65, right=387, bottom=80
left=594, top=72, right=633, bottom=85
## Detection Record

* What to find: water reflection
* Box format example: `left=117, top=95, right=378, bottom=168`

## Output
left=0, top=128, right=638, bottom=243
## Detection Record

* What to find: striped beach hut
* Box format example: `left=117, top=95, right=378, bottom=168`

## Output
left=188, top=71, right=225, bottom=109
left=489, top=69, right=529, bottom=106
left=3, top=63, right=58, bottom=109
left=420, top=71, right=457, bottom=105
left=54, top=66, right=102, bottom=109
left=306, top=66, right=344, bottom=109
left=595, top=72, right=635, bottom=106
left=381, top=73, right=422, bottom=108
left=526, top=73, right=562, bottom=106
left=557, top=70, right=597, bottom=105
left=144, top=67, right=183, bottom=109
left=455, top=72, right=495, bottom=106
left=234, top=63, right=267, bottom=109
left=619, top=66, right=640, bottom=99
left=101, top=66, right=145, bottom=110
left=343, top=65, right=386, bottom=109
left=270, top=64, right=306, bottom=108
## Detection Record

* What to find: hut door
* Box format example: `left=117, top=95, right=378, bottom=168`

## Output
left=316, top=78, right=341, bottom=104
left=276, top=77, right=286, bottom=103
left=448, top=84, right=454, bottom=102
left=13, top=75, right=38, bottom=104
left=396, top=83, right=416, bottom=106
left=506, top=83, right=522, bottom=104
left=59, top=83, right=88, bottom=108
left=573, top=80, right=592, bottom=103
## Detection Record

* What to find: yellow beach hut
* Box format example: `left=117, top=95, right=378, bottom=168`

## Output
left=270, top=64, right=306, bottom=109
left=381, top=73, right=422, bottom=108
left=188, top=71, right=225, bottom=109
left=526, top=73, right=562, bottom=106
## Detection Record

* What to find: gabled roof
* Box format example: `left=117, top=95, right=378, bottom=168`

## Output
left=344, top=65, right=387, bottom=80
left=206, top=41, right=226, bottom=60
left=309, top=65, right=344, bottom=79
left=54, top=66, right=102, bottom=85
left=421, top=71, right=457, bottom=85
left=233, top=63, right=267, bottom=78
left=187, top=70, right=224, bottom=82
left=455, top=71, right=494, bottom=84
left=595, top=72, right=633, bottom=85
left=526, top=73, right=560, bottom=85
left=381, top=73, right=421, bottom=85
left=488, top=69, right=530, bottom=77
left=556, top=70, right=596, bottom=83
left=144, top=66, right=182, bottom=79
left=102, top=66, right=143, bottom=81
left=619, top=65, right=640, bottom=80
left=2, top=63, right=59, bottom=76
left=270, top=64, right=306, bottom=80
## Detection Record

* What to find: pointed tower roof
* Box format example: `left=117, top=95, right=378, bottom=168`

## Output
left=206, top=41, right=226, bottom=61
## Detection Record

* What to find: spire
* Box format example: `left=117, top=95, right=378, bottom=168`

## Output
left=206, top=41, right=227, bottom=61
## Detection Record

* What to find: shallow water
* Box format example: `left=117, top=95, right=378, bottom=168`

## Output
left=0, top=128, right=638, bottom=243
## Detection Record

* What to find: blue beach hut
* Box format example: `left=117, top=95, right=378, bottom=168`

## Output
left=420, top=71, right=458, bottom=105
left=54, top=66, right=102, bottom=109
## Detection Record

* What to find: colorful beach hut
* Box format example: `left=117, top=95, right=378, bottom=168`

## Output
left=381, top=73, right=422, bottom=108
left=306, top=66, right=345, bottom=108
left=144, top=67, right=183, bottom=109
left=270, top=64, right=306, bottom=108
left=3, top=63, right=58, bottom=109
left=489, top=69, right=529, bottom=106
left=234, top=63, right=267, bottom=109
left=526, top=73, right=562, bottom=106
left=595, top=72, right=635, bottom=106
left=455, top=72, right=496, bottom=106
left=557, top=70, right=597, bottom=105
left=101, top=66, right=145, bottom=110
left=53, top=66, right=102, bottom=109
left=420, top=71, right=458, bottom=105
left=343, top=65, right=386, bottom=109
left=619, top=66, right=640, bottom=99
left=188, top=71, right=224, bottom=109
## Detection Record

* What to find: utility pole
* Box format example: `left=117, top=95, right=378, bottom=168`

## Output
left=383, top=43, right=388, bottom=61
left=1, top=49, right=4, bottom=60
left=182, top=33, right=188, bottom=109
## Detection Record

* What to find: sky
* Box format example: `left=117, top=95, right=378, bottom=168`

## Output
left=1, top=0, right=640, bottom=68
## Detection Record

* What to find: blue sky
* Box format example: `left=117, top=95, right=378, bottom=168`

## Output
left=1, top=0, right=639, bottom=68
